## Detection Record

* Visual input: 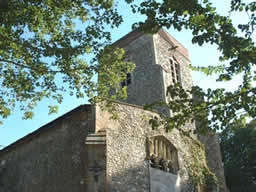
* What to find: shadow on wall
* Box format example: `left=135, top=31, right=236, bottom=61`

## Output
left=0, top=158, right=193, bottom=192
left=106, top=161, right=193, bottom=192
left=0, top=160, right=6, bottom=188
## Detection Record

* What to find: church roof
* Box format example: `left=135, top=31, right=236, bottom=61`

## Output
left=0, top=104, right=91, bottom=155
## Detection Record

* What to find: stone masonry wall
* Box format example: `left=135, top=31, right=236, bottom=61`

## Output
left=96, top=102, right=197, bottom=192
left=153, top=32, right=194, bottom=99
left=0, top=105, right=94, bottom=192
left=199, top=135, right=229, bottom=192
left=121, top=34, right=166, bottom=108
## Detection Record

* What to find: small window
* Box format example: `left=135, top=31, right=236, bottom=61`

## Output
left=121, top=54, right=132, bottom=88
left=169, top=57, right=180, bottom=84
left=121, top=73, right=131, bottom=88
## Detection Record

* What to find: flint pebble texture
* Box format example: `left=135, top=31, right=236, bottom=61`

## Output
left=97, top=103, right=194, bottom=192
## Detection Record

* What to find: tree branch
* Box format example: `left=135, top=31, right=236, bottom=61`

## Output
left=0, top=34, right=42, bottom=53
left=0, top=59, right=59, bottom=74
left=0, top=34, right=13, bottom=43
left=0, top=59, right=91, bottom=75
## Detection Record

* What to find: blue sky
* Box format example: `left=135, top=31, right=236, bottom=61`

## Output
left=0, top=1, right=254, bottom=148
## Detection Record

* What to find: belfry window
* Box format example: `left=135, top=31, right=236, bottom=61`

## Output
left=121, top=54, right=132, bottom=88
left=169, top=57, right=180, bottom=84
left=121, top=73, right=131, bottom=88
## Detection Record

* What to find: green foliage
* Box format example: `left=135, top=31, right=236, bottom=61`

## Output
left=180, top=133, right=217, bottom=191
left=146, top=83, right=256, bottom=133
left=0, top=0, right=127, bottom=123
left=1, top=0, right=256, bottom=134
left=133, top=0, right=256, bottom=132
left=95, top=46, right=135, bottom=102
left=219, top=120, right=256, bottom=192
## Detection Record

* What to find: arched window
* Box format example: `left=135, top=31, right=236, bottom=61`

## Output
left=147, top=136, right=179, bottom=174
left=169, top=57, right=180, bottom=84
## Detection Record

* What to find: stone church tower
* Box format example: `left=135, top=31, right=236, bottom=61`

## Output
left=109, top=28, right=228, bottom=192
left=114, top=28, right=193, bottom=116
left=0, top=29, right=228, bottom=192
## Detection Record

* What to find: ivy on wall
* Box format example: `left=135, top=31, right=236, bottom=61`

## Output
left=180, top=132, right=217, bottom=192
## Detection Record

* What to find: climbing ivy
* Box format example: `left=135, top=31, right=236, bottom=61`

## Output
left=180, top=132, right=217, bottom=192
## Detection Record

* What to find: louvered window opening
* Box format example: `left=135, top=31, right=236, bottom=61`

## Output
left=169, top=57, right=180, bottom=84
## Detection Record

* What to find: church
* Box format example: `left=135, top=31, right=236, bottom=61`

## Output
left=0, top=29, right=228, bottom=192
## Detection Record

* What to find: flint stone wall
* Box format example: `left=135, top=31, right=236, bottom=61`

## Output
left=121, top=34, right=166, bottom=108
left=119, top=31, right=195, bottom=120
left=0, top=105, right=94, bottom=192
left=96, top=102, right=194, bottom=192
left=199, top=135, right=229, bottom=192
left=153, top=32, right=193, bottom=92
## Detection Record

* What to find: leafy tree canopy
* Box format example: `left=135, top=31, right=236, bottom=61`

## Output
left=219, top=119, right=256, bottom=192
left=132, top=0, right=256, bottom=133
left=0, top=0, right=134, bottom=123
left=1, top=0, right=256, bottom=133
